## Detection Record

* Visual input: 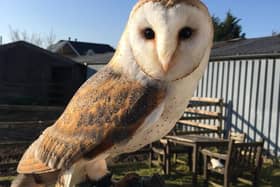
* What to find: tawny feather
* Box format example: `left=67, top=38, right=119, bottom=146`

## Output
left=17, top=67, right=166, bottom=174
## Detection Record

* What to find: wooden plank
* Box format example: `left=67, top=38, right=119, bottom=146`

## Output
left=166, top=135, right=227, bottom=143
left=187, top=103, right=221, bottom=107
left=177, top=120, right=220, bottom=131
left=190, top=97, right=222, bottom=104
left=0, top=81, right=65, bottom=87
left=0, top=162, right=18, bottom=167
left=185, top=108, right=221, bottom=118
left=0, top=141, right=31, bottom=145
left=0, top=121, right=54, bottom=129
left=183, top=116, right=221, bottom=120
left=0, top=105, right=64, bottom=111
left=0, top=127, right=46, bottom=141
left=175, top=130, right=219, bottom=135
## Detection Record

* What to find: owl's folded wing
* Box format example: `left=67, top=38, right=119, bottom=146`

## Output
left=17, top=67, right=166, bottom=174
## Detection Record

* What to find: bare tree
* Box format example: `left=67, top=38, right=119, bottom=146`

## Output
left=9, top=26, right=56, bottom=48
left=9, top=27, right=21, bottom=41
left=272, top=30, right=279, bottom=36
left=46, top=29, right=56, bottom=47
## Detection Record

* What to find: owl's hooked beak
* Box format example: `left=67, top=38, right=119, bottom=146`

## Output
left=157, top=38, right=177, bottom=74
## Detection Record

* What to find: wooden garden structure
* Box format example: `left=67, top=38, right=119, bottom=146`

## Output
left=202, top=139, right=264, bottom=187
left=151, top=97, right=226, bottom=178
left=0, top=105, right=63, bottom=176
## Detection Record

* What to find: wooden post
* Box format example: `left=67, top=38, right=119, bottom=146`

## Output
left=203, top=154, right=209, bottom=187
left=165, top=140, right=171, bottom=175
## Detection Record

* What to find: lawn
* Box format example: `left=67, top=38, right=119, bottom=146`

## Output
left=109, top=158, right=280, bottom=187
left=1, top=159, right=279, bottom=187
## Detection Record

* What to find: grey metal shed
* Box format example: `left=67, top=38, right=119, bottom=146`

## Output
left=194, top=35, right=280, bottom=156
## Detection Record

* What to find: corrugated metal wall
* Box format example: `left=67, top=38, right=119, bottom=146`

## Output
left=194, top=54, right=280, bottom=156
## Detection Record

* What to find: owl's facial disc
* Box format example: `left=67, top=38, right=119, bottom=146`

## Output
left=127, top=1, right=213, bottom=81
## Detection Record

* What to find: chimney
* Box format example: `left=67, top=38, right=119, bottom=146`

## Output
left=74, top=38, right=78, bottom=42
left=68, top=37, right=71, bottom=41
left=0, top=36, right=2, bottom=45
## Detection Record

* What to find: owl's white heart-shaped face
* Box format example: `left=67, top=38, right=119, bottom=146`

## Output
left=126, top=0, right=213, bottom=81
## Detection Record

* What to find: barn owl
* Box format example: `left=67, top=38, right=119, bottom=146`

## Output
left=12, top=0, right=213, bottom=186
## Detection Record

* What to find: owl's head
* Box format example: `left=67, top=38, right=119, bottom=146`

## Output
left=116, top=0, right=213, bottom=82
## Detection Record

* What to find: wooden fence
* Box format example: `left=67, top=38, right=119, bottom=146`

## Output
left=0, top=82, right=72, bottom=105
left=0, top=105, right=64, bottom=176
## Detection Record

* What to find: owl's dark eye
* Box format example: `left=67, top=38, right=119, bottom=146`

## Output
left=179, top=27, right=193, bottom=40
left=143, top=28, right=155, bottom=40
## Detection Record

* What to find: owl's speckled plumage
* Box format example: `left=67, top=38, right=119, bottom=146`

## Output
left=12, top=0, right=213, bottom=186
left=17, top=67, right=166, bottom=173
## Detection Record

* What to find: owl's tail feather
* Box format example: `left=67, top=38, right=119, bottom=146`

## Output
left=11, top=172, right=59, bottom=187
left=11, top=174, right=45, bottom=187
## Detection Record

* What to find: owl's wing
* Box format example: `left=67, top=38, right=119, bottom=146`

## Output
left=17, top=67, right=166, bottom=174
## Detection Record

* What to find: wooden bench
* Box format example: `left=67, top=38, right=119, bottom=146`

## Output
left=202, top=139, right=264, bottom=187
left=151, top=97, right=225, bottom=174
left=175, top=97, right=224, bottom=137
